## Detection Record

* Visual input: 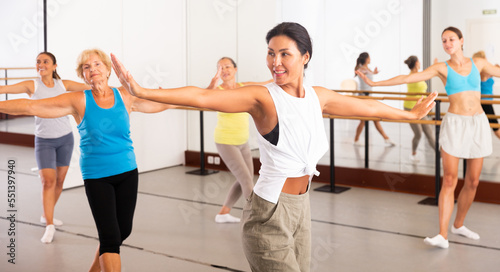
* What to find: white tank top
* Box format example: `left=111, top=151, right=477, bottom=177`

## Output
left=253, top=82, right=329, bottom=204
left=31, top=78, right=72, bottom=138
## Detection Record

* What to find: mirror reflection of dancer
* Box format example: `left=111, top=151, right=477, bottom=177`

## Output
left=0, top=52, right=88, bottom=243
left=358, top=27, right=500, bottom=249
left=472, top=50, right=500, bottom=139
left=403, top=56, right=435, bottom=163
left=207, top=57, right=271, bottom=223
left=0, top=49, right=174, bottom=271
left=354, top=52, right=396, bottom=147
left=111, top=22, right=436, bottom=271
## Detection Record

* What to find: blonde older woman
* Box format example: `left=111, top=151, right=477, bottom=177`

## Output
left=0, top=48, right=173, bottom=272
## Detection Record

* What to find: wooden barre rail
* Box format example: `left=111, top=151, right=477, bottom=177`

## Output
left=345, top=94, right=500, bottom=105
left=0, top=67, right=36, bottom=70
left=337, top=89, right=500, bottom=100
left=173, top=106, right=500, bottom=129
left=0, top=77, right=38, bottom=81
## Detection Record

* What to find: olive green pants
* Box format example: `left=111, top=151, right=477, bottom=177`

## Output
left=242, top=190, right=311, bottom=272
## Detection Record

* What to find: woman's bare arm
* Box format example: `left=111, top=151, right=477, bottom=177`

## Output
left=316, top=86, right=437, bottom=120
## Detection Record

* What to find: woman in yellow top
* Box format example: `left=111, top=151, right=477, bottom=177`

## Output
left=403, top=56, right=435, bottom=163
left=207, top=57, right=271, bottom=223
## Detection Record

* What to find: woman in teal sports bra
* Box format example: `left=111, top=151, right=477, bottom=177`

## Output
left=358, top=26, right=500, bottom=249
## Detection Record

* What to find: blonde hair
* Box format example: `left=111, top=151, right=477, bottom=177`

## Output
left=472, top=50, right=486, bottom=59
left=76, top=48, right=112, bottom=80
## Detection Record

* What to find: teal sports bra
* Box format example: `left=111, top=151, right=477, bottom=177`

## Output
left=444, top=58, right=480, bottom=95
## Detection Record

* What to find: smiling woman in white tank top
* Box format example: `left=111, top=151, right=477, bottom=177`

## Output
left=112, top=22, right=436, bottom=271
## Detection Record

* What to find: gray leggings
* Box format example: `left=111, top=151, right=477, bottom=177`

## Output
left=216, top=142, right=254, bottom=209
left=405, top=108, right=435, bottom=153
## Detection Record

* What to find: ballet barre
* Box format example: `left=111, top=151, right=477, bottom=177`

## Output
left=175, top=95, right=500, bottom=202
left=0, top=67, right=36, bottom=120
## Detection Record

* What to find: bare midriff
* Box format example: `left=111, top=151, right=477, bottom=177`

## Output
left=447, top=91, right=483, bottom=115
left=281, top=175, right=309, bottom=195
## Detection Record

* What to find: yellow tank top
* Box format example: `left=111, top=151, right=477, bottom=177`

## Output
left=214, top=83, right=249, bottom=145
left=404, top=81, right=427, bottom=109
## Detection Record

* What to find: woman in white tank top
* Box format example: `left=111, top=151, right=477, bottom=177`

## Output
left=0, top=52, right=88, bottom=244
left=112, top=23, right=437, bottom=272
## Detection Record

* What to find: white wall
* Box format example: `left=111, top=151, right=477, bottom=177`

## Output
left=186, top=0, right=278, bottom=153
left=0, top=0, right=43, bottom=101
left=46, top=0, right=187, bottom=187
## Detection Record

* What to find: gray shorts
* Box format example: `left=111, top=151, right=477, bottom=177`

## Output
left=242, top=189, right=311, bottom=272
left=35, top=132, right=74, bottom=169
left=440, top=112, right=492, bottom=159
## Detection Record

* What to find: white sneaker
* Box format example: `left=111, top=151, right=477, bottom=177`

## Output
left=409, top=154, right=420, bottom=164
left=40, top=215, right=63, bottom=226
left=215, top=213, right=241, bottom=223
left=384, top=139, right=396, bottom=147
left=451, top=225, right=480, bottom=240
left=423, top=234, right=449, bottom=249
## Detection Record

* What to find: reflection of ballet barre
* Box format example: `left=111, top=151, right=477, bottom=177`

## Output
left=0, top=77, right=38, bottom=81
left=323, top=114, right=500, bottom=128
left=176, top=98, right=499, bottom=200
left=338, top=89, right=447, bottom=96
left=337, top=89, right=500, bottom=99
left=0, top=67, right=36, bottom=70
left=1, top=67, right=37, bottom=120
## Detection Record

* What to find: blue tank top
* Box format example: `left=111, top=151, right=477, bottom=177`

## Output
left=77, top=88, right=137, bottom=179
left=481, top=77, right=494, bottom=101
left=444, top=58, right=480, bottom=95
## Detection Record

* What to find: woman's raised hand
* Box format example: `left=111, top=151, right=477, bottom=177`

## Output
left=110, top=53, right=144, bottom=97
left=410, top=91, right=438, bottom=119
left=207, top=65, right=222, bottom=89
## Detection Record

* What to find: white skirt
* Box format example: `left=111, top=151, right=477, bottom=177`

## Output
left=440, top=112, right=492, bottom=159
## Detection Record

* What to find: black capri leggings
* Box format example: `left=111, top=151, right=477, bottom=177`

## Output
left=84, top=168, right=138, bottom=255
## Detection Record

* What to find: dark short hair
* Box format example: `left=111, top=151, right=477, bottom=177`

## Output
left=266, top=22, right=312, bottom=69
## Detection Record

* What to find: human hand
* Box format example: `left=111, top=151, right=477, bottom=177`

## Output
left=207, top=65, right=222, bottom=89
left=110, top=53, right=144, bottom=97
left=410, top=91, right=438, bottom=119
left=373, top=67, right=379, bottom=74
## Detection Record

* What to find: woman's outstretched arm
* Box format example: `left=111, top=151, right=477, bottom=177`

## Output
left=356, top=64, right=441, bottom=87
left=316, top=86, right=437, bottom=120
left=0, top=92, right=79, bottom=119
left=110, top=53, right=265, bottom=114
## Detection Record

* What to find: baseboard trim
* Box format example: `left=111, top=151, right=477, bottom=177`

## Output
left=0, top=131, right=35, bottom=147
left=185, top=150, right=500, bottom=204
